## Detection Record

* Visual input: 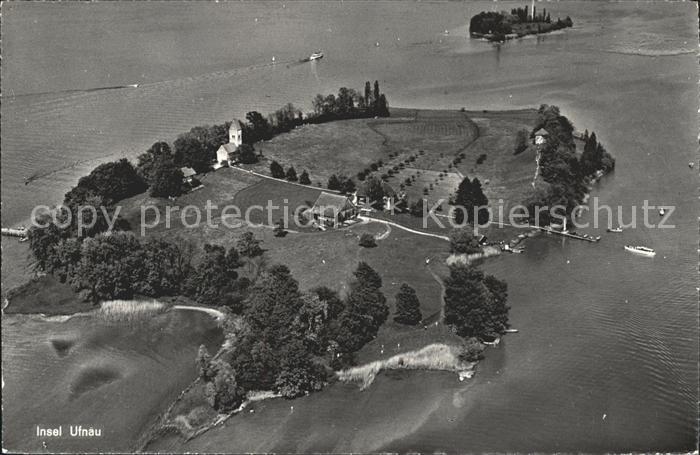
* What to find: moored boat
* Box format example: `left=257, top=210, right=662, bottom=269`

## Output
left=607, top=226, right=623, bottom=233
left=309, top=51, right=323, bottom=60
left=624, top=245, right=656, bottom=257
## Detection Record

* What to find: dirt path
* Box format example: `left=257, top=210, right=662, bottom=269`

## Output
left=357, top=216, right=450, bottom=241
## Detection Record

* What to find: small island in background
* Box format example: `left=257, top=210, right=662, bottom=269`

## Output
left=470, top=3, right=573, bottom=43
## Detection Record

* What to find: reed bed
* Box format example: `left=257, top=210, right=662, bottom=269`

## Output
left=98, top=299, right=167, bottom=322
left=337, top=343, right=474, bottom=389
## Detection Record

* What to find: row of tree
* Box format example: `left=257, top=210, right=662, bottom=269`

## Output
left=311, top=81, right=389, bottom=121
left=270, top=161, right=311, bottom=184
left=28, top=224, right=263, bottom=305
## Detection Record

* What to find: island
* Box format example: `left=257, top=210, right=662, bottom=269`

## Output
left=4, top=81, right=613, bottom=452
left=470, top=4, right=573, bottom=42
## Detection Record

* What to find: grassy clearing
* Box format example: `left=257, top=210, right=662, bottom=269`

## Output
left=456, top=109, right=540, bottom=212
left=232, top=178, right=322, bottom=229
left=263, top=229, right=361, bottom=295
left=250, top=119, right=387, bottom=185
left=337, top=343, right=474, bottom=390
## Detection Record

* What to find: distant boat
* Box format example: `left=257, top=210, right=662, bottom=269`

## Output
left=624, top=245, right=656, bottom=257
left=659, top=208, right=665, bottom=216
left=689, top=162, right=694, bottom=168
left=504, top=328, right=519, bottom=333
left=607, top=226, right=623, bottom=233
left=309, top=51, right=323, bottom=61
left=127, top=84, right=139, bottom=88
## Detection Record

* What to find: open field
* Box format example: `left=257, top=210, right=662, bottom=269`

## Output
left=457, top=109, right=540, bottom=212
left=251, top=119, right=388, bottom=185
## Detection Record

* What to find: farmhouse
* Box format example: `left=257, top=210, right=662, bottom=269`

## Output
left=216, top=119, right=245, bottom=165
left=533, top=127, right=549, bottom=146
left=308, top=192, right=358, bottom=228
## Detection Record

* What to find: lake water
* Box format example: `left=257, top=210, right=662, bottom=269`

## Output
left=1, top=1, right=698, bottom=452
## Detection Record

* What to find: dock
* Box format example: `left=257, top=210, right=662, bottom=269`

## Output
left=1, top=227, right=28, bottom=238
left=533, top=225, right=600, bottom=242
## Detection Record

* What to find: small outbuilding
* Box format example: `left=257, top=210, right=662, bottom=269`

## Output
left=533, top=128, right=550, bottom=145
left=180, top=167, right=197, bottom=183
left=307, top=192, right=358, bottom=228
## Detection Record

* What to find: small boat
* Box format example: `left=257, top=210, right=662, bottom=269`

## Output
left=504, top=328, right=519, bottom=333
left=607, top=227, right=623, bottom=233
left=624, top=245, right=656, bottom=257
left=659, top=208, right=665, bottom=216
left=309, top=51, right=323, bottom=61
left=689, top=162, right=694, bottom=168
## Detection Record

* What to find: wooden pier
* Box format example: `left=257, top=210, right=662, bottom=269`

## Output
left=1, top=227, right=28, bottom=238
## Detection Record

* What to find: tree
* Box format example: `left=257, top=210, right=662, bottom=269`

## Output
left=236, top=231, right=263, bottom=258
left=449, top=229, right=482, bottom=255
left=410, top=198, right=425, bottom=217
left=327, top=174, right=341, bottom=191
left=273, top=219, right=286, bottom=237
left=393, top=283, right=422, bottom=325
left=274, top=339, right=326, bottom=398
left=286, top=166, right=298, bottom=182
left=148, top=160, right=183, bottom=198
left=373, top=80, right=380, bottom=107
left=443, top=264, right=509, bottom=339
left=459, top=337, right=485, bottom=362
left=203, top=359, right=245, bottom=411
left=174, top=133, right=212, bottom=173
left=359, top=233, right=376, bottom=248
left=27, top=214, right=69, bottom=272
left=183, top=243, right=242, bottom=306
left=136, top=142, right=174, bottom=183
left=299, top=170, right=311, bottom=185
left=68, top=158, right=146, bottom=205
left=454, top=177, right=489, bottom=225
left=376, top=94, right=390, bottom=117
left=196, top=345, right=214, bottom=380
left=364, top=81, right=372, bottom=107
left=245, top=111, right=272, bottom=142
left=237, top=143, right=258, bottom=164
left=270, top=160, right=285, bottom=178
left=362, top=176, right=385, bottom=208
left=354, top=261, right=382, bottom=289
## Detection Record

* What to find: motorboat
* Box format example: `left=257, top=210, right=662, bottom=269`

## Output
left=309, top=51, right=323, bottom=61
left=624, top=245, right=656, bottom=257
left=607, top=226, right=623, bottom=233
left=659, top=208, right=665, bottom=216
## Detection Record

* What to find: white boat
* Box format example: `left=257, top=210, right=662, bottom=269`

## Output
left=309, top=51, right=323, bottom=61
left=624, top=245, right=656, bottom=257
left=689, top=162, right=694, bottom=168
left=607, top=227, right=623, bottom=233
left=659, top=208, right=665, bottom=216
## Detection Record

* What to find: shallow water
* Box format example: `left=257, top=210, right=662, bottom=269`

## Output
left=1, top=1, right=698, bottom=452
left=1, top=309, right=223, bottom=452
